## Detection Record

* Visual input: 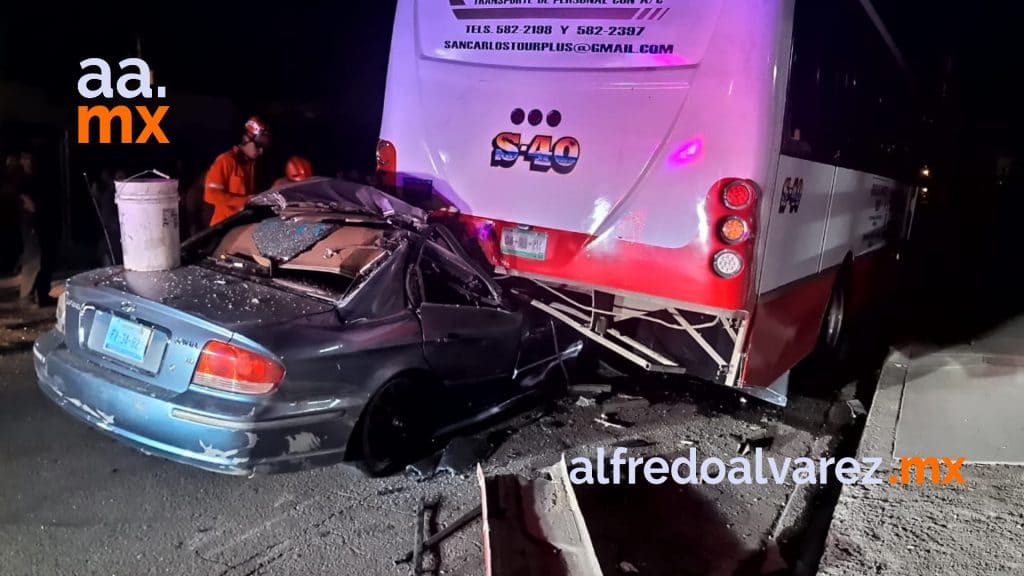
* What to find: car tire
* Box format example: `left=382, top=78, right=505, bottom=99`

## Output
left=359, top=375, right=439, bottom=476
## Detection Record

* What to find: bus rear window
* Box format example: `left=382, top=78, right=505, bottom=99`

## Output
left=417, top=0, right=722, bottom=69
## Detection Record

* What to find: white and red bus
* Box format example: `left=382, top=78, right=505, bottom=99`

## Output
left=378, top=0, right=920, bottom=404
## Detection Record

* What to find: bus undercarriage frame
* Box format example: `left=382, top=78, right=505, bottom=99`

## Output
left=506, top=272, right=752, bottom=391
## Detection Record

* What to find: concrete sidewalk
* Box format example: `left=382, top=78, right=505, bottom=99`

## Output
left=818, top=316, right=1024, bottom=575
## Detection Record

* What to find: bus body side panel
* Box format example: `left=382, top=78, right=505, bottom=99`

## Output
left=742, top=157, right=900, bottom=388
left=743, top=155, right=838, bottom=387
left=381, top=0, right=793, bottom=314
left=380, top=0, right=426, bottom=182
left=752, top=0, right=797, bottom=302
left=743, top=268, right=839, bottom=388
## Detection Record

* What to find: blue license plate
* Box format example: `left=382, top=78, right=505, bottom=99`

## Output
left=102, top=316, right=153, bottom=364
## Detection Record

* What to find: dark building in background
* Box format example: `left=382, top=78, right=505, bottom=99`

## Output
left=1, top=1, right=399, bottom=270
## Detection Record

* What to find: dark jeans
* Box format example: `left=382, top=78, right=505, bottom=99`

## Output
left=33, top=228, right=58, bottom=300
left=0, top=234, right=22, bottom=276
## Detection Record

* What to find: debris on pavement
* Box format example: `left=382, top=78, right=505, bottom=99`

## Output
left=827, top=398, right=868, bottom=429
left=540, top=416, right=567, bottom=428
left=611, top=438, right=656, bottom=449
left=407, top=434, right=497, bottom=480
left=480, top=458, right=604, bottom=576
left=619, top=561, right=640, bottom=573
left=601, top=394, right=651, bottom=413
left=405, top=452, right=442, bottom=481
left=569, top=383, right=613, bottom=396
left=437, top=436, right=493, bottom=476
left=736, top=425, right=776, bottom=455
left=411, top=497, right=427, bottom=575
left=575, top=396, right=597, bottom=408
left=395, top=503, right=482, bottom=566
left=594, top=414, right=634, bottom=429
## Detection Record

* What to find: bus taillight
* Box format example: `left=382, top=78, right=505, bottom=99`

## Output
left=710, top=178, right=758, bottom=279
left=722, top=180, right=755, bottom=210
left=712, top=249, right=744, bottom=279
left=376, top=139, right=396, bottom=172
left=376, top=139, right=397, bottom=188
left=719, top=216, right=750, bottom=244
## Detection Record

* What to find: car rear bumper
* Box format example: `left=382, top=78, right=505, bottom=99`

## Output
left=34, top=329, right=357, bottom=475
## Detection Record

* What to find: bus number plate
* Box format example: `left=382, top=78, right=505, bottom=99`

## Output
left=501, top=228, right=548, bottom=261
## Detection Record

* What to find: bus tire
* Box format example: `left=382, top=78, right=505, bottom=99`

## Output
left=812, top=266, right=852, bottom=378
left=820, top=278, right=847, bottom=354
left=793, top=272, right=850, bottom=395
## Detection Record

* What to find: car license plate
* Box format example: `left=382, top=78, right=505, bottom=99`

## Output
left=501, top=228, right=548, bottom=260
left=102, top=316, right=153, bottom=364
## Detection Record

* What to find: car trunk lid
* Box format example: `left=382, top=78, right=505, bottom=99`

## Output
left=64, top=266, right=334, bottom=394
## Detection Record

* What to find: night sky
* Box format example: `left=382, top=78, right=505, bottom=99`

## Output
left=1, top=1, right=399, bottom=180
left=0, top=1, right=1021, bottom=185
left=1, top=1, right=396, bottom=106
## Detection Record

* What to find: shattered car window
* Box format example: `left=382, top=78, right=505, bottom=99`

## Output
left=419, top=244, right=500, bottom=308
left=206, top=214, right=397, bottom=302
left=252, top=220, right=338, bottom=262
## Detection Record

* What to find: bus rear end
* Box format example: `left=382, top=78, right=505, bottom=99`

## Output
left=380, top=0, right=794, bottom=393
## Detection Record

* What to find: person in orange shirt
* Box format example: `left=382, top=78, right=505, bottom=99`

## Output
left=272, top=156, right=313, bottom=188
left=204, top=116, right=271, bottom=226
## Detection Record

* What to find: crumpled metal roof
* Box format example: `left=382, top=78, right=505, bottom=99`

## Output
left=249, top=177, right=427, bottom=224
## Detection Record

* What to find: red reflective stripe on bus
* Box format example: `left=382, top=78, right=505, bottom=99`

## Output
left=458, top=214, right=753, bottom=312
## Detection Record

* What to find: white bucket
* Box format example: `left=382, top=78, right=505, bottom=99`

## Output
left=115, top=177, right=181, bottom=272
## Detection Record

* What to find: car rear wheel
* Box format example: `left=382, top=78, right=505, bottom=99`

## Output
left=360, top=376, right=439, bottom=476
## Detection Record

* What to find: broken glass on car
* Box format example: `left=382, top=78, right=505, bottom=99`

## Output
left=413, top=243, right=503, bottom=309
left=207, top=214, right=398, bottom=303
left=251, top=220, right=338, bottom=262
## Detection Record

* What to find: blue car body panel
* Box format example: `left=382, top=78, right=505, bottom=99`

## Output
left=34, top=179, right=579, bottom=476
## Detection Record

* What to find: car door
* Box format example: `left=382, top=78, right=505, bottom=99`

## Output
left=412, top=242, right=522, bottom=386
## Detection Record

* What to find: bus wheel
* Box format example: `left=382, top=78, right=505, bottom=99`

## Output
left=821, top=280, right=846, bottom=352
left=793, top=276, right=850, bottom=395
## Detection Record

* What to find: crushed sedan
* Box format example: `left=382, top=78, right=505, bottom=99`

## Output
left=33, top=177, right=582, bottom=475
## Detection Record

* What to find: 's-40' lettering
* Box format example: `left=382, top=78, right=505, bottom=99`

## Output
left=491, top=133, right=581, bottom=174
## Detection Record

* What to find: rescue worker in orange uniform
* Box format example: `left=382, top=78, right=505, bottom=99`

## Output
left=272, top=156, right=313, bottom=188
left=204, top=116, right=271, bottom=226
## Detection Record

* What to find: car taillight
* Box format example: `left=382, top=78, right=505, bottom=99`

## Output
left=376, top=139, right=396, bottom=173
left=191, top=341, right=285, bottom=395
left=722, top=180, right=754, bottom=210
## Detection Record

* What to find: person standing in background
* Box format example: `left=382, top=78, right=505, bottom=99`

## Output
left=0, top=155, right=25, bottom=276
left=90, top=168, right=122, bottom=265
left=203, top=117, right=271, bottom=226
left=272, top=156, right=313, bottom=188
left=18, top=151, right=58, bottom=307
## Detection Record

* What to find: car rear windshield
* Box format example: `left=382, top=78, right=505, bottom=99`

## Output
left=206, top=216, right=394, bottom=301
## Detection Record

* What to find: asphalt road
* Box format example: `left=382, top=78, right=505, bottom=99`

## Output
left=1, top=332, right=847, bottom=576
